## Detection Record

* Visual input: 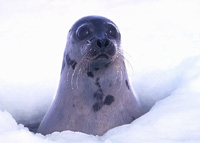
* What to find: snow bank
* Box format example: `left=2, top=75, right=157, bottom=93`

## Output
left=0, top=0, right=200, bottom=142
left=1, top=57, right=200, bottom=143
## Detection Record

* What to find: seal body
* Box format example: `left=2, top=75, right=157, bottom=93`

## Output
left=37, top=16, right=144, bottom=136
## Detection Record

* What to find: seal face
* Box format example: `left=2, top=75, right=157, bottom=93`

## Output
left=37, top=16, right=144, bottom=136
left=62, top=16, right=121, bottom=72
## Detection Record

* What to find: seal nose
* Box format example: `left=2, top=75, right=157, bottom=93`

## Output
left=96, top=39, right=110, bottom=48
left=89, top=38, right=116, bottom=59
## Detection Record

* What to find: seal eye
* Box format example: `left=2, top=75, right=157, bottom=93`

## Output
left=106, top=24, right=118, bottom=39
left=76, top=25, right=90, bottom=40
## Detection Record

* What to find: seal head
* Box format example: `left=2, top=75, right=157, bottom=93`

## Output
left=62, top=16, right=121, bottom=72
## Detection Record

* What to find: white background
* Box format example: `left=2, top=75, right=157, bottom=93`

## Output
left=0, top=0, right=200, bottom=142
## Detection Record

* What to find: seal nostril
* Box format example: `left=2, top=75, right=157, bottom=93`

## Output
left=96, top=40, right=102, bottom=48
left=104, top=40, right=109, bottom=47
left=96, top=39, right=110, bottom=48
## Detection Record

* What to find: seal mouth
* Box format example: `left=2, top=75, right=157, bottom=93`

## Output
left=95, top=54, right=109, bottom=60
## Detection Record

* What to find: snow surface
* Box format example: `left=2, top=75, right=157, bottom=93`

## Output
left=1, top=0, right=200, bottom=142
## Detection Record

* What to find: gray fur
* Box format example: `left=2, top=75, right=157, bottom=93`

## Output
left=37, top=16, right=144, bottom=136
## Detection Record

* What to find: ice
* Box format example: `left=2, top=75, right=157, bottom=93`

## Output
left=0, top=0, right=200, bottom=142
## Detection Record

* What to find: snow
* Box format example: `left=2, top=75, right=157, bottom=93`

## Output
left=0, top=0, right=200, bottom=142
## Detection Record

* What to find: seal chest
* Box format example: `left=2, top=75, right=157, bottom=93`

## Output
left=37, top=16, right=144, bottom=136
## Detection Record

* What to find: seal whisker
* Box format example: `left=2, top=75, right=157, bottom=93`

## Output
left=71, top=53, right=89, bottom=90
left=111, top=55, right=123, bottom=87
left=75, top=54, right=89, bottom=89
left=66, top=68, right=71, bottom=82
left=119, top=63, right=124, bottom=90
left=118, top=49, right=133, bottom=73
left=71, top=59, right=83, bottom=90
left=70, top=68, right=76, bottom=90
left=76, top=67, right=83, bottom=89
left=115, top=56, right=125, bottom=91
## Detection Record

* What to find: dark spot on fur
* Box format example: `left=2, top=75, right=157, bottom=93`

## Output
left=66, top=54, right=77, bottom=70
left=95, top=78, right=101, bottom=88
left=105, top=62, right=111, bottom=68
left=104, top=95, right=114, bottom=105
left=93, top=77, right=106, bottom=111
left=73, top=104, right=75, bottom=107
left=71, top=61, right=77, bottom=70
left=95, top=68, right=99, bottom=71
left=93, top=102, right=103, bottom=112
left=94, top=89, right=103, bottom=100
left=125, top=80, right=130, bottom=90
left=87, top=71, right=94, bottom=78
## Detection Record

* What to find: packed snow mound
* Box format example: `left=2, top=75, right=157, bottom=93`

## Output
left=1, top=56, right=200, bottom=143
